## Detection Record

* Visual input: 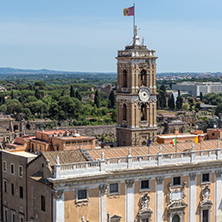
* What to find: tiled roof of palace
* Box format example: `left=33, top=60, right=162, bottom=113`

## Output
left=42, top=150, right=87, bottom=166
left=86, top=140, right=222, bottom=160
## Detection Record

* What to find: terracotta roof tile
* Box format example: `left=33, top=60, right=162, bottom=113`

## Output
left=86, top=140, right=222, bottom=160
left=42, top=149, right=87, bottom=166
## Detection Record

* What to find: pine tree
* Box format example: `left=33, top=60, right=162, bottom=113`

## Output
left=200, top=92, right=203, bottom=101
left=94, top=90, right=100, bottom=108
left=75, top=90, right=82, bottom=101
left=171, top=94, right=175, bottom=110
left=11, top=91, right=14, bottom=100
left=178, top=90, right=180, bottom=96
left=70, top=85, right=75, bottom=97
left=108, top=90, right=116, bottom=108
left=176, top=96, right=183, bottom=110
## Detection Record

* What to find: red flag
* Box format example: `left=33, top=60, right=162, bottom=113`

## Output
left=123, top=6, right=134, bottom=16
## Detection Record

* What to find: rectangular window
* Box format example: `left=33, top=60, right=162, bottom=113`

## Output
left=173, top=176, right=181, bottom=186
left=19, top=186, right=23, bottom=199
left=140, top=180, right=149, bottom=190
left=4, top=210, right=8, bottom=222
left=3, top=180, right=7, bottom=193
left=83, top=140, right=87, bottom=145
left=109, top=183, right=118, bottom=194
left=3, top=161, right=7, bottom=172
left=65, top=141, right=70, bottom=146
left=41, top=195, right=45, bottom=212
left=40, top=145, right=42, bottom=151
left=11, top=183, right=14, bottom=196
left=10, top=164, right=14, bottom=175
left=18, top=166, right=23, bottom=177
left=203, top=209, right=209, bottom=222
left=202, top=173, right=210, bottom=183
left=78, top=189, right=87, bottom=200
left=142, top=219, right=148, bottom=222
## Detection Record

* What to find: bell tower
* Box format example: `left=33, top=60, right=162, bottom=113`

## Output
left=116, top=27, right=158, bottom=146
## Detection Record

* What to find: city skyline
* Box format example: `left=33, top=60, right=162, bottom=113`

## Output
left=1, top=0, right=222, bottom=73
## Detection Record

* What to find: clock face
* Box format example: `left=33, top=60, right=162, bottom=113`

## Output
left=139, top=88, right=150, bottom=102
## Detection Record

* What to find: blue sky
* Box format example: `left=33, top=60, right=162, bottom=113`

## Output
left=1, top=0, right=222, bottom=73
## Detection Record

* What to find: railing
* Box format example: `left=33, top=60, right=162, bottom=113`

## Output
left=52, top=149, right=221, bottom=179
left=118, top=50, right=156, bottom=58
left=140, top=120, right=148, bottom=127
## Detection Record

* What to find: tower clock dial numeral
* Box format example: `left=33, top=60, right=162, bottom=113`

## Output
left=139, top=88, right=150, bottom=102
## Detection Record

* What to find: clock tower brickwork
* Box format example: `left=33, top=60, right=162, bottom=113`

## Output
left=116, top=32, right=158, bottom=146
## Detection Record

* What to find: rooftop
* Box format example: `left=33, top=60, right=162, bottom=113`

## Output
left=41, top=150, right=87, bottom=166
left=86, top=140, right=221, bottom=160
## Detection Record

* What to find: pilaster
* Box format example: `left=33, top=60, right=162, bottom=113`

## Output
left=189, top=172, right=197, bottom=222
left=99, top=184, right=107, bottom=222
left=156, top=176, right=164, bottom=222
left=125, top=179, right=134, bottom=222
left=215, top=170, right=222, bottom=221
left=53, top=189, right=64, bottom=222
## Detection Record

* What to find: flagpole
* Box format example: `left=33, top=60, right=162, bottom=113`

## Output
left=176, top=136, right=177, bottom=153
left=133, top=3, right=135, bottom=38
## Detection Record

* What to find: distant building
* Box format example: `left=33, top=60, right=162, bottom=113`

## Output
left=172, top=82, right=222, bottom=96
left=6, top=130, right=96, bottom=153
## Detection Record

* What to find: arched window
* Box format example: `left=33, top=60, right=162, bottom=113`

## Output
left=142, top=141, right=147, bottom=146
left=123, top=104, right=127, bottom=120
left=172, top=215, right=180, bottom=222
left=123, top=70, right=127, bottom=87
left=141, top=69, right=147, bottom=86
left=141, top=104, right=147, bottom=121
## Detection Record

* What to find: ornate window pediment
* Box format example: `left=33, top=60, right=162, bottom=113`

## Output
left=167, top=182, right=187, bottom=222
left=199, top=185, right=213, bottom=222
left=167, top=182, right=187, bottom=211
left=199, top=185, right=213, bottom=208
left=107, top=213, right=122, bottom=222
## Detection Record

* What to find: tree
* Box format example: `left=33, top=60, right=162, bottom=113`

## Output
left=178, top=90, right=180, bottom=96
left=35, top=89, right=44, bottom=100
left=6, top=99, right=22, bottom=113
left=188, top=97, right=194, bottom=111
left=35, top=81, right=46, bottom=88
left=70, top=85, right=75, bottom=97
left=168, top=94, right=175, bottom=110
left=158, top=90, right=166, bottom=109
left=108, top=90, right=116, bottom=108
left=195, top=102, right=201, bottom=112
left=0, top=104, right=7, bottom=113
left=176, top=96, right=183, bottom=110
left=75, top=90, right=82, bottom=101
left=21, top=108, right=32, bottom=120
left=200, top=92, right=203, bottom=102
left=11, top=90, right=14, bottom=100
left=160, top=84, right=166, bottom=93
left=49, top=101, right=59, bottom=119
left=216, top=103, right=222, bottom=116
left=94, top=90, right=100, bottom=108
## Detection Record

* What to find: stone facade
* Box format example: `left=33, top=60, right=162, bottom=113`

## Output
left=116, top=32, right=158, bottom=146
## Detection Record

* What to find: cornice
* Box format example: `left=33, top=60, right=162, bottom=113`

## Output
left=48, top=160, right=222, bottom=185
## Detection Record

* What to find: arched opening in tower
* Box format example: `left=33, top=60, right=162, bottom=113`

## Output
left=123, top=70, right=127, bottom=87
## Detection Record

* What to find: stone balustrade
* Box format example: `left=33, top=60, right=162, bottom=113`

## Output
left=53, top=148, right=221, bottom=179
left=118, top=50, right=156, bottom=58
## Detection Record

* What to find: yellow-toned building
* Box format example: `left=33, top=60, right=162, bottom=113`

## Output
left=4, top=139, right=219, bottom=222
left=6, top=129, right=96, bottom=153
left=1, top=139, right=222, bottom=221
